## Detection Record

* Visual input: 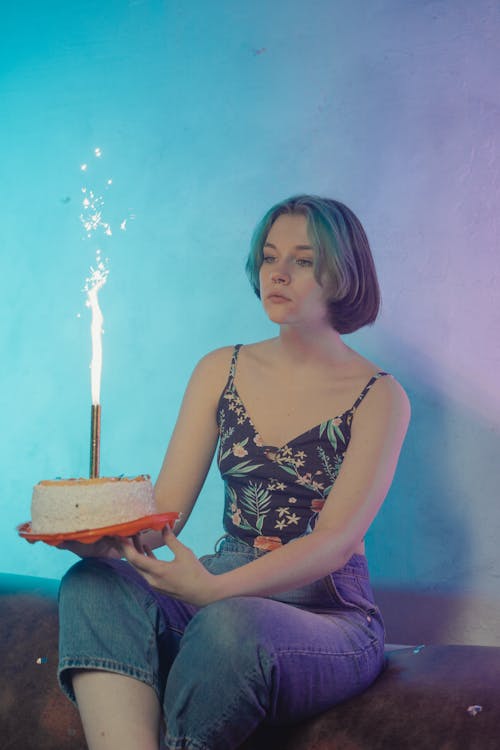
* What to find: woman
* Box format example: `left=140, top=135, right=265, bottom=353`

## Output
left=58, top=195, right=410, bottom=750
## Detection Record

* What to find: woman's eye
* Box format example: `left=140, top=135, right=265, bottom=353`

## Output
left=262, top=255, right=276, bottom=264
left=296, top=258, right=313, bottom=267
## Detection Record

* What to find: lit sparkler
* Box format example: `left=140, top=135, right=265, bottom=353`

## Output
left=80, top=150, right=111, bottom=478
left=83, top=254, right=108, bottom=475
left=79, top=148, right=133, bottom=477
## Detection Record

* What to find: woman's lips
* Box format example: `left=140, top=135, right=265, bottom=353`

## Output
left=266, top=293, right=290, bottom=303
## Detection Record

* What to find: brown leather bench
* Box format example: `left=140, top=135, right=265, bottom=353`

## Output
left=1, top=572, right=498, bottom=749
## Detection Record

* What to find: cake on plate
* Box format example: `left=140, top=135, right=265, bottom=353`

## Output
left=30, top=474, right=156, bottom=534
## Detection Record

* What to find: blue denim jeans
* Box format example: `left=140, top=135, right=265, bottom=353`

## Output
left=58, top=535, right=385, bottom=750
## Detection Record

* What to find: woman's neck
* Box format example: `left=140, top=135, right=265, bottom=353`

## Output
left=275, top=324, right=353, bottom=367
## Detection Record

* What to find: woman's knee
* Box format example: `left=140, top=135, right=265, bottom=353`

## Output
left=61, top=558, right=112, bottom=598
left=58, top=558, right=139, bottom=622
left=183, top=597, right=277, bottom=668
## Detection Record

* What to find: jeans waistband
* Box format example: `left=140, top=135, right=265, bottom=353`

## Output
left=215, top=533, right=370, bottom=578
left=215, top=534, right=265, bottom=558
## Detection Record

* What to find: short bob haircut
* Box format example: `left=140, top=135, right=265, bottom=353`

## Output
left=245, top=195, right=380, bottom=334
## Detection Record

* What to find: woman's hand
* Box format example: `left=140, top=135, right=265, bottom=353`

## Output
left=120, top=526, right=219, bottom=607
left=57, top=536, right=123, bottom=559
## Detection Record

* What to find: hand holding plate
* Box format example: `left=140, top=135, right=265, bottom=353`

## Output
left=121, top=526, right=219, bottom=607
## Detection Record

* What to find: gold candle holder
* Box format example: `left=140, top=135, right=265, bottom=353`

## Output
left=90, top=403, right=101, bottom=478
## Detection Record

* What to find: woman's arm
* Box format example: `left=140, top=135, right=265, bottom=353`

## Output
left=134, top=347, right=232, bottom=551
left=123, top=375, right=410, bottom=604
left=153, top=349, right=231, bottom=525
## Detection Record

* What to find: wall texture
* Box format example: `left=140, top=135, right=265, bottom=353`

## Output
left=1, top=0, right=499, bottom=645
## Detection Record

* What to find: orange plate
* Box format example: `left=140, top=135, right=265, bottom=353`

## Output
left=17, top=512, right=180, bottom=546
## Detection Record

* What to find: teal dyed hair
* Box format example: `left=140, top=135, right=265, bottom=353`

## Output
left=245, top=195, right=380, bottom=334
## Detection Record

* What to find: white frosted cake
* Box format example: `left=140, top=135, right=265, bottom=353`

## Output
left=31, top=475, right=156, bottom=533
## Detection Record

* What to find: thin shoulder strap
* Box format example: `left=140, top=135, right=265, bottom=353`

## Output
left=227, top=344, right=243, bottom=389
left=351, top=371, right=389, bottom=411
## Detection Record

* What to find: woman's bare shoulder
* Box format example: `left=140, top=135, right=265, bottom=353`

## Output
left=180, top=346, right=236, bottom=409
left=194, top=340, right=278, bottom=393
left=344, top=350, right=410, bottom=419
left=356, top=369, right=411, bottom=430
left=194, top=345, right=235, bottom=380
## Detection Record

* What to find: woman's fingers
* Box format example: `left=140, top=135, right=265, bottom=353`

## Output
left=131, top=534, right=143, bottom=554
left=120, top=531, right=215, bottom=606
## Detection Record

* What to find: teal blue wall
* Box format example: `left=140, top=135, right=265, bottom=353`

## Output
left=2, top=1, right=500, bottom=644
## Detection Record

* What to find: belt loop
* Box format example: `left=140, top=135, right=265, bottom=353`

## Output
left=214, top=534, right=229, bottom=553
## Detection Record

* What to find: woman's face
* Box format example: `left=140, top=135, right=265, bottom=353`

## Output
left=258, top=214, right=329, bottom=328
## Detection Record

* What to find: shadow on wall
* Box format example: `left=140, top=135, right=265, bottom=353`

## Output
left=373, top=586, right=500, bottom=647
left=364, top=334, right=500, bottom=647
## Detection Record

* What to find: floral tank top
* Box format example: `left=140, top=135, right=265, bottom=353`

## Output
left=217, top=345, right=388, bottom=551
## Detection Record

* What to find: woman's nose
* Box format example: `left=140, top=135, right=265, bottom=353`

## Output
left=271, top=264, right=290, bottom=284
